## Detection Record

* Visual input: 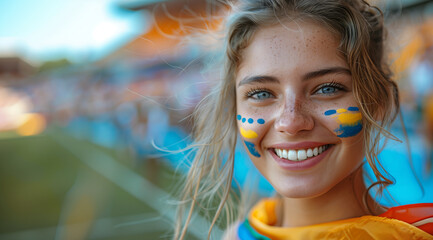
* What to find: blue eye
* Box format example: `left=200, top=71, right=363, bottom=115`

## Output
left=254, top=91, right=272, bottom=99
left=247, top=89, right=274, bottom=100
left=315, top=83, right=345, bottom=95
left=317, top=86, right=338, bottom=94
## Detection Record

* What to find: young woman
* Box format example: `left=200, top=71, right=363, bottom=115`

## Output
left=174, top=0, right=433, bottom=239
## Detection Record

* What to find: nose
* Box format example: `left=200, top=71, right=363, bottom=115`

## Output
left=274, top=98, right=314, bottom=135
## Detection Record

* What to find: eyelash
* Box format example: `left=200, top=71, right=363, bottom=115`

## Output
left=314, top=81, right=346, bottom=94
left=244, top=88, right=274, bottom=101
left=245, top=87, right=274, bottom=100
left=244, top=81, right=346, bottom=100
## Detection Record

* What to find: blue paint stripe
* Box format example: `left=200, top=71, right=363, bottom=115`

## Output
left=244, top=140, right=261, bottom=157
left=257, top=119, right=265, bottom=124
left=237, top=115, right=242, bottom=120
left=324, top=109, right=337, bottom=116
left=248, top=118, right=254, bottom=124
left=336, top=122, right=363, bottom=138
left=348, top=106, right=359, bottom=111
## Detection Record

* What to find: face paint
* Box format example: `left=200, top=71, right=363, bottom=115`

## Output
left=244, top=140, right=261, bottom=157
left=240, top=127, right=258, bottom=139
left=237, top=115, right=265, bottom=157
left=324, top=110, right=337, bottom=116
left=325, top=107, right=362, bottom=138
left=237, top=115, right=265, bottom=125
left=237, top=115, right=261, bottom=139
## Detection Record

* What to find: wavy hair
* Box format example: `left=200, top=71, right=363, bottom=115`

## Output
left=174, top=0, right=400, bottom=239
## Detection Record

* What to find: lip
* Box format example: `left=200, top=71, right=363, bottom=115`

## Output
left=271, top=141, right=329, bottom=150
left=269, top=143, right=334, bottom=171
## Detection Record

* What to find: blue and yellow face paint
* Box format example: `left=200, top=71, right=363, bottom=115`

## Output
left=324, top=107, right=362, bottom=138
left=240, top=127, right=258, bottom=139
left=237, top=115, right=265, bottom=125
left=244, top=140, right=261, bottom=158
left=237, top=115, right=265, bottom=157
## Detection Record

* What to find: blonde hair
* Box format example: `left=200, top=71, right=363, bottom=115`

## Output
left=174, top=0, right=400, bottom=239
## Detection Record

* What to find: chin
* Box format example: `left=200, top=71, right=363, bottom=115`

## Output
left=272, top=181, right=332, bottom=199
left=267, top=172, right=328, bottom=198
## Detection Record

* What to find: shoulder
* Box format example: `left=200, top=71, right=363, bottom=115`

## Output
left=380, top=203, right=433, bottom=235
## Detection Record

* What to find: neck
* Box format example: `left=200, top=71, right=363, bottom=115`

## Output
left=278, top=167, right=382, bottom=227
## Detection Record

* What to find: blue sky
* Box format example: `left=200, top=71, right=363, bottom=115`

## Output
left=0, top=0, right=147, bottom=65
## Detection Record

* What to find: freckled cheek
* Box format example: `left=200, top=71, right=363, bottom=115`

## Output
left=321, top=116, right=342, bottom=131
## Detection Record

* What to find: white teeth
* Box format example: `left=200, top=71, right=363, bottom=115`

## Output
left=307, top=149, right=313, bottom=158
left=282, top=149, right=288, bottom=158
left=274, top=145, right=329, bottom=161
left=297, top=149, right=307, bottom=160
left=313, top=147, right=318, bottom=156
left=288, top=150, right=297, bottom=161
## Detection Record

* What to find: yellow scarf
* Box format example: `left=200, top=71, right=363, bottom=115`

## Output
left=246, top=198, right=433, bottom=240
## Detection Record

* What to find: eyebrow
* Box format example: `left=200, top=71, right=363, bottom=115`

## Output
left=237, top=67, right=351, bottom=87
left=302, top=67, right=351, bottom=81
left=238, top=75, right=280, bottom=87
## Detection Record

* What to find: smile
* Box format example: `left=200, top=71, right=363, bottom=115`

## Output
left=274, top=144, right=331, bottom=161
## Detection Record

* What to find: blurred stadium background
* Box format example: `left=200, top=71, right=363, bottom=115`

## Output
left=1, top=0, right=433, bottom=239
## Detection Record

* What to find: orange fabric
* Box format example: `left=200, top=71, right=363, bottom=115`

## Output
left=248, top=198, right=433, bottom=240
left=252, top=199, right=278, bottom=225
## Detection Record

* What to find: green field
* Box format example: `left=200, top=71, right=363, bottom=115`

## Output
left=0, top=128, right=201, bottom=240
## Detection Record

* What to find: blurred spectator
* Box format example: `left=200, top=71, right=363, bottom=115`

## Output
left=409, top=19, right=433, bottom=175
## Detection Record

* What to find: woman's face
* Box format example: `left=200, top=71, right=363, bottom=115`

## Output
left=235, top=21, right=365, bottom=198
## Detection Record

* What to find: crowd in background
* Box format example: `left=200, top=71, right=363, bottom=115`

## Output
left=1, top=2, right=433, bottom=238
left=2, top=17, right=433, bottom=171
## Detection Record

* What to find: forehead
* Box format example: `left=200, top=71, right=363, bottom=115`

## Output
left=236, top=20, right=347, bottom=82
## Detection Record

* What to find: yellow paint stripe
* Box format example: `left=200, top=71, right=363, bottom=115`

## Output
left=335, top=112, right=362, bottom=125
left=336, top=109, right=348, bottom=113
left=240, top=127, right=258, bottom=139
